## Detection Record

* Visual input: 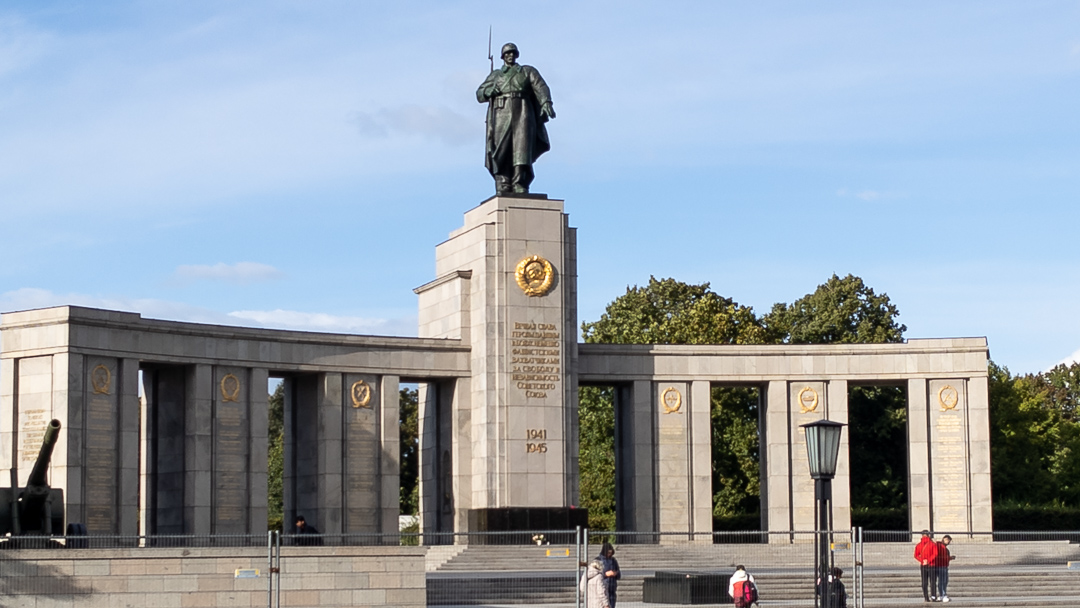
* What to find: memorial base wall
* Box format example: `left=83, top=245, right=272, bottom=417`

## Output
left=0, top=545, right=425, bottom=608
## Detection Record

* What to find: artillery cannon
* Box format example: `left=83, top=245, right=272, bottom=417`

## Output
left=0, top=419, right=65, bottom=537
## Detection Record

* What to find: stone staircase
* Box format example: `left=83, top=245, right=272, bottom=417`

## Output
left=427, top=541, right=1080, bottom=606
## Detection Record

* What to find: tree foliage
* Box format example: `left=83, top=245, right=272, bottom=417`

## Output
left=582, top=277, right=768, bottom=345
left=268, top=383, right=284, bottom=531
left=990, top=361, right=1080, bottom=509
left=399, top=387, right=420, bottom=515
left=763, top=274, right=906, bottom=344
left=847, top=386, right=907, bottom=511
left=578, top=386, right=617, bottom=531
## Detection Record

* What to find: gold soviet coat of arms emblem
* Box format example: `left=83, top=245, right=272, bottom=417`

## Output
left=515, top=255, right=554, bottom=296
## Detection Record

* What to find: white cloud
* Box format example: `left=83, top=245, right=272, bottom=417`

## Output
left=172, top=262, right=284, bottom=285
left=0, top=288, right=237, bottom=325
left=354, top=105, right=473, bottom=146
left=226, top=309, right=418, bottom=336
left=1053, top=348, right=1080, bottom=370
left=0, top=288, right=417, bottom=339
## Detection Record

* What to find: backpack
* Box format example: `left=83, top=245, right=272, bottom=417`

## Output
left=734, top=579, right=758, bottom=606
left=743, top=579, right=759, bottom=604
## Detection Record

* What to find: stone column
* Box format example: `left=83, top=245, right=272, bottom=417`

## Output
left=622, top=380, right=656, bottom=533
left=248, top=368, right=269, bottom=535
left=967, top=375, right=993, bottom=532
left=928, top=378, right=977, bottom=533
left=118, top=358, right=140, bottom=536
left=907, top=378, right=931, bottom=533
left=318, top=372, right=344, bottom=534
left=418, top=382, right=437, bottom=536
left=451, top=377, right=471, bottom=536
left=51, top=353, right=81, bottom=528
left=790, top=381, right=828, bottom=532
left=379, top=375, right=401, bottom=535
left=826, top=379, right=851, bottom=532
left=689, top=380, right=713, bottom=540
left=82, top=355, right=121, bottom=535
left=341, top=372, right=379, bottom=534
left=0, top=357, right=14, bottom=477
left=185, top=364, right=213, bottom=535
left=763, top=380, right=790, bottom=535
left=656, top=381, right=690, bottom=540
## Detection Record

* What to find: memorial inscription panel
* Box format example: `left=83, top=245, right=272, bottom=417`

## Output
left=214, top=369, right=248, bottom=529
left=511, top=321, right=561, bottom=400
left=84, top=358, right=118, bottom=534
left=930, top=380, right=969, bottom=530
left=345, top=374, right=378, bottom=531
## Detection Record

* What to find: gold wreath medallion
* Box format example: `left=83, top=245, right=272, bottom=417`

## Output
left=939, top=385, right=959, bottom=411
left=351, top=380, right=372, bottom=408
left=220, top=374, right=241, bottom=403
left=515, top=255, right=554, bottom=297
left=661, top=387, right=683, bottom=414
left=798, top=386, right=819, bottom=414
left=91, top=364, right=112, bottom=395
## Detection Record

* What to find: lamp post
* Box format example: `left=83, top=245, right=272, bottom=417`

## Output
left=801, top=419, right=845, bottom=608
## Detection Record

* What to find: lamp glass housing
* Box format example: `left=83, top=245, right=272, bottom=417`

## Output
left=801, top=419, right=845, bottom=479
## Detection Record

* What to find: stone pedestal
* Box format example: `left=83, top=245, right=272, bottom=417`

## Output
left=416, top=195, right=578, bottom=533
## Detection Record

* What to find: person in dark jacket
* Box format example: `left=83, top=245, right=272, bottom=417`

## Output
left=597, top=542, right=621, bottom=607
left=933, top=535, right=955, bottom=602
left=294, top=515, right=322, bottom=546
left=816, top=567, right=847, bottom=608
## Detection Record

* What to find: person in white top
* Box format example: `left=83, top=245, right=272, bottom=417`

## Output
left=728, top=565, right=758, bottom=608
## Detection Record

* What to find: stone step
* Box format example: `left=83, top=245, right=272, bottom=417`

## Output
left=427, top=569, right=1080, bottom=605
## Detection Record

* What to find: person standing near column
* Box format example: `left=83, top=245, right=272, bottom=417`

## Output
left=934, top=535, right=955, bottom=602
left=597, top=542, right=621, bottom=608
left=914, top=530, right=940, bottom=602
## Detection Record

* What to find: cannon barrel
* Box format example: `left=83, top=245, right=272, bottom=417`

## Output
left=26, top=419, right=61, bottom=490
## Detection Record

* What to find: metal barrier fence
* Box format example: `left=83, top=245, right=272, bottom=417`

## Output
left=5, top=529, right=1080, bottom=607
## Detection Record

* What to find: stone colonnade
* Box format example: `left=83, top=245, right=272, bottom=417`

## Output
left=578, top=339, right=992, bottom=535
left=0, top=306, right=468, bottom=536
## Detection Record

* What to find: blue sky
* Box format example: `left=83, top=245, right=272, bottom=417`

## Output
left=1, top=1, right=1078, bottom=374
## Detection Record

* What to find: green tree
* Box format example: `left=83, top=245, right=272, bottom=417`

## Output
left=268, top=383, right=284, bottom=531
left=578, top=386, right=617, bottom=531
left=848, top=386, right=907, bottom=515
left=582, top=277, right=769, bottom=345
left=580, top=277, right=768, bottom=529
left=991, top=361, right=1080, bottom=509
left=763, top=274, right=906, bottom=344
left=399, top=387, right=420, bottom=515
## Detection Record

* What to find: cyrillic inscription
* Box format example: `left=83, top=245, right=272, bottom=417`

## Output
left=511, top=322, right=561, bottom=398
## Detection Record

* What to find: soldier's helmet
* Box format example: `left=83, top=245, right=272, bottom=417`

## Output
left=501, top=43, right=519, bottom=58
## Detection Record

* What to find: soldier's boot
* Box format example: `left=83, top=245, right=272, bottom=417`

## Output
left=494, top=174, right=512, bottom=195
left=512, top=165, right=534, bottom=193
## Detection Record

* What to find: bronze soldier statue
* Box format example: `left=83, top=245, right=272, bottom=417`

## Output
left=477, top=43, right=555, bottom=195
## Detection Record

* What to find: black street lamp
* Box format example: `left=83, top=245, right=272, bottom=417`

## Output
left=801, top=419, right=845, bottom=608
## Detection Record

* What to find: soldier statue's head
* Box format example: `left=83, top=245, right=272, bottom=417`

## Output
left=501, top=42, right=519, bottom=64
